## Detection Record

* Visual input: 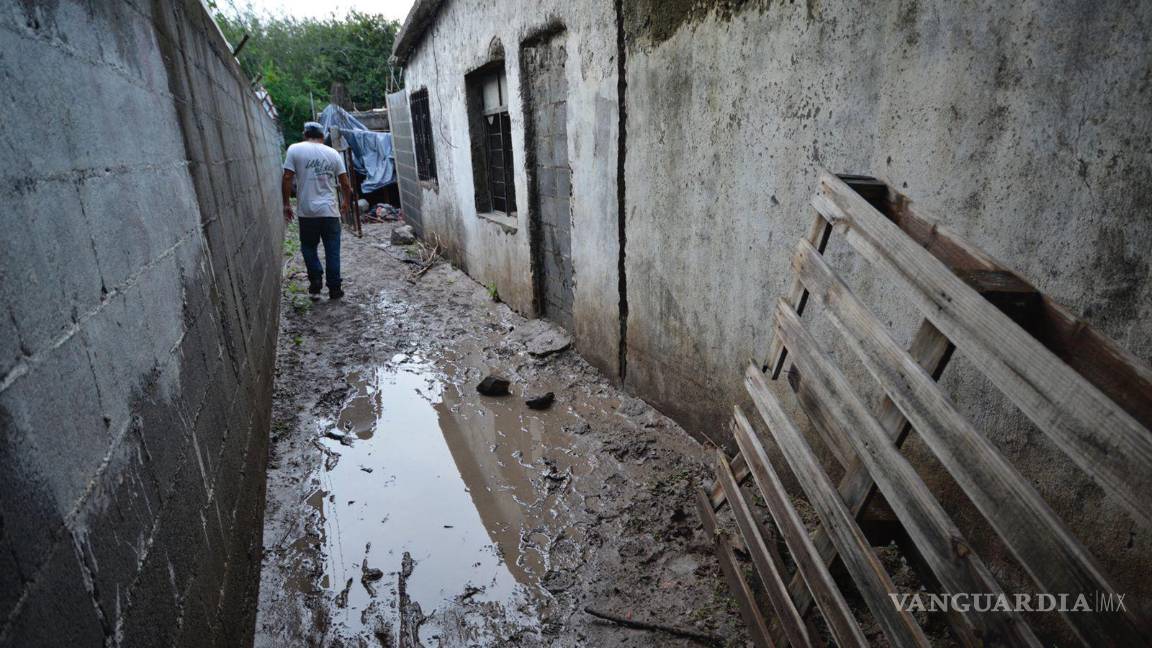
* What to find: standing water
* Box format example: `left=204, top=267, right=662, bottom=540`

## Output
left=298, top=352, right=594, bottom=644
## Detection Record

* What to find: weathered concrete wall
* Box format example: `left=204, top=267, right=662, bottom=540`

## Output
left=621, top=0, right=1152, bottom=636
left=0, top=1, right=283, bottom=646
left=399, top=0, right=623, bottom=378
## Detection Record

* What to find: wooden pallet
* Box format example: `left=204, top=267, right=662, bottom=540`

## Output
left=699, top=171, right=1152, bottom=647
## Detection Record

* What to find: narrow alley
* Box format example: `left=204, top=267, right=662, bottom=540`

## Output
left=6, top=1, right=1152, bottom=647
left=255, top=222, right=745, bottom=646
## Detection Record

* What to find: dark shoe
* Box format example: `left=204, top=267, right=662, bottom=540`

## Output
left=329, top=286, right=344, bottom=300
left=308, top=277, right=323, bottom=295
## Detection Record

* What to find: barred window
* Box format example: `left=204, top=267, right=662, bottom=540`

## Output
left=410, top=89, right=436, bottom=181
left=466, top=66, right=516, bottom=215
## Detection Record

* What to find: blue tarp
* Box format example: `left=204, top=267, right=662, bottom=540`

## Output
left=316, top=104, right=396, bottom=192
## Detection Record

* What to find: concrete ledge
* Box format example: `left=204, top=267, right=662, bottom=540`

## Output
left=478, top=211, right=519, bottom=234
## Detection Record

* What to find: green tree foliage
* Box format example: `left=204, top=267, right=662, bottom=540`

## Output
left=213, top=7, right=402, bottom=145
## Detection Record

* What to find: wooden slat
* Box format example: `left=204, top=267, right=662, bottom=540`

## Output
left=694, top=489, right=774, bottom=648
left=709, top=454, right=750, bottom=510
left=776, top=320, right=959, bottom=632
left=783, top=367, right=857, bottom=470
left=714, top=451, right=813, bottom=648
left=766, top=210, right=833, bottom=379
left=791, top=239, right=1144, bottom=644
left=872, top=185, right=1152, bottom=435
left=1033, top=297, right=1152, bottom=431
left=731, top=407, right=870, bottom=648
left=738, top=387, right=930, bottom=647
left=813, top=170, right=1152, bottom=529
left=772, top=300, right=1041, bottom=646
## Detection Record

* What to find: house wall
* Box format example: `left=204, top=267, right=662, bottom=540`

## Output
left=400, top=0, right=623, bottom=378
left=0, top=0, right=284, bottom=645
left=621, top=0, right=1152, bottom=635
left=403, top=0, right=1152, bottom=637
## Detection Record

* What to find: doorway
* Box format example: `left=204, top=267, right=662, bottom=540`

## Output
left=522, top=31, right=574, bottom=331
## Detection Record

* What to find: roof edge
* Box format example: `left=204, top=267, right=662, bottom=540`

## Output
left=391, top=0, right=448, bottom=66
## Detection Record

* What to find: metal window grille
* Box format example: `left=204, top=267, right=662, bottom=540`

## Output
left=484, top=111, right=516, bottom=213
left=410, top=89, right=436, bottom=181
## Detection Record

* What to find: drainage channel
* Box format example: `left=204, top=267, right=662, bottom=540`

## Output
left=296, top=350, right=595, bottom=644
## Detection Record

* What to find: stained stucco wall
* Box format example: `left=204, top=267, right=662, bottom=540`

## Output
left=399, top=0, right=623, bottom=378
left=0, top=0, right=284, bottom=645
left=621, top=0, right=1152, bottom=636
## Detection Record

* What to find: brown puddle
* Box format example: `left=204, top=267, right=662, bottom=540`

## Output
left=298, top=351, right=595, bottom=643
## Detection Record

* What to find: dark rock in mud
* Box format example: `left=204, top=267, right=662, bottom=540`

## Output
left=391, top=224, right=416, bottom=245
left=476, top=375, right=511, bottom=396
left=362, top=567, right=384, bottom=581
left=525, top=392, right=555, bottom=410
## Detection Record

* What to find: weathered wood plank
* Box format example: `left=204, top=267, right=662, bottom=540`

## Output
left=777, top=320, right=955, bottom=622
left=876, top=186, right=1152, bottom=435
left=773, top=300, right=1041, bottom=647
left=784, top=367, right=858, bottom=471
left=813, top=170, right=1152, bottom=529
left=694, top=489, right=774, bottom=648
left=766, top=210, right=833, bottom=379
left=715, top=451, right=813, bottom=648
left=739, top=383, right=930, bottom=648
left=791, top=239, right=1144, bottom=645
left=731, top=406, right=870, bottom=648
left=709, top=453, right=750, bottom=510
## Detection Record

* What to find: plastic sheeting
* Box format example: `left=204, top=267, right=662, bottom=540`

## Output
left=316, top=104, right=396, bottom=192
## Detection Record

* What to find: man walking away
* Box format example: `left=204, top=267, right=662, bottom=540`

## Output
left=282, top=121, right=353, bottom=299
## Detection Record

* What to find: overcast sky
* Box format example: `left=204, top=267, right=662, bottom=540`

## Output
left=219, top=0, right=415, bottom=21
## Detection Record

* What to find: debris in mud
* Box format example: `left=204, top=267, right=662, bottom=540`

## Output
left=397, top=552, right=425, bottom=646
left=618, top=397, right=647, bottom=417
left=391, top=224, right=416, bottom=245
left=584, top=606, right=724, bottom=646
left=361, top=564, right=384, bottom=598
left=312, top=439, right=341, bottom=470
left=541, top=569, right=576, bottom=593
left=336, top=577, right=354, bottom=608
left=513, top=320, right=572, bottom=357
left=525, top=391, right=555, bottom=410
left=563, top=421, right=592, bottom=435
left=459, top=585, right=484, bottom=601
left=476, top=374, right=511, bottom=396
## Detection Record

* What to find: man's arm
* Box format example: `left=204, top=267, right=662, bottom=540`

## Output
left=338, top=172, right=352, bottom=215
left=281, top=170, right=295, bottom=222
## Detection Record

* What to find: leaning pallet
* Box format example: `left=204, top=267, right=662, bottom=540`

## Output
left=699, top=171, right=1151, bottom=647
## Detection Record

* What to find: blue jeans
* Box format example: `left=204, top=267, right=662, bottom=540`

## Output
left=299, top=217, right=342, bottom=288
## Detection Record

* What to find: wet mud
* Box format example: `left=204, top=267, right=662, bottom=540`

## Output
left=255, top=223, right=749, bottom=647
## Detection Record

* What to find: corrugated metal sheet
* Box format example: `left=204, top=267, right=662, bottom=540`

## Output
left=386, top=89, right=424, bottom=237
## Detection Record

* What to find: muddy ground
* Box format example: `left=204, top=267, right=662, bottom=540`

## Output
left=253, top=221, right=756, bottom=647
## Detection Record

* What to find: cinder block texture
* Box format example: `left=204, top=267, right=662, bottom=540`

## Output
left=0, top=1, right=284, bottom=645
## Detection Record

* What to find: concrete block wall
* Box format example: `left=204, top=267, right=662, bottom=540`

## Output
left=0, top=1, right=284, bottom=646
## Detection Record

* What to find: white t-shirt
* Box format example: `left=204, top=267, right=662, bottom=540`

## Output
left=283, top=141, right=347, bottom=218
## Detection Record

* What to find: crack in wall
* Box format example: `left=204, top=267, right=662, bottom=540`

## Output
left=615, top=0, right=629, bottom=381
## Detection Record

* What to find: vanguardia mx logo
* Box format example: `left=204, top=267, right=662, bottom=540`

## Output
left=889, top=592, right=1128, bottom=613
